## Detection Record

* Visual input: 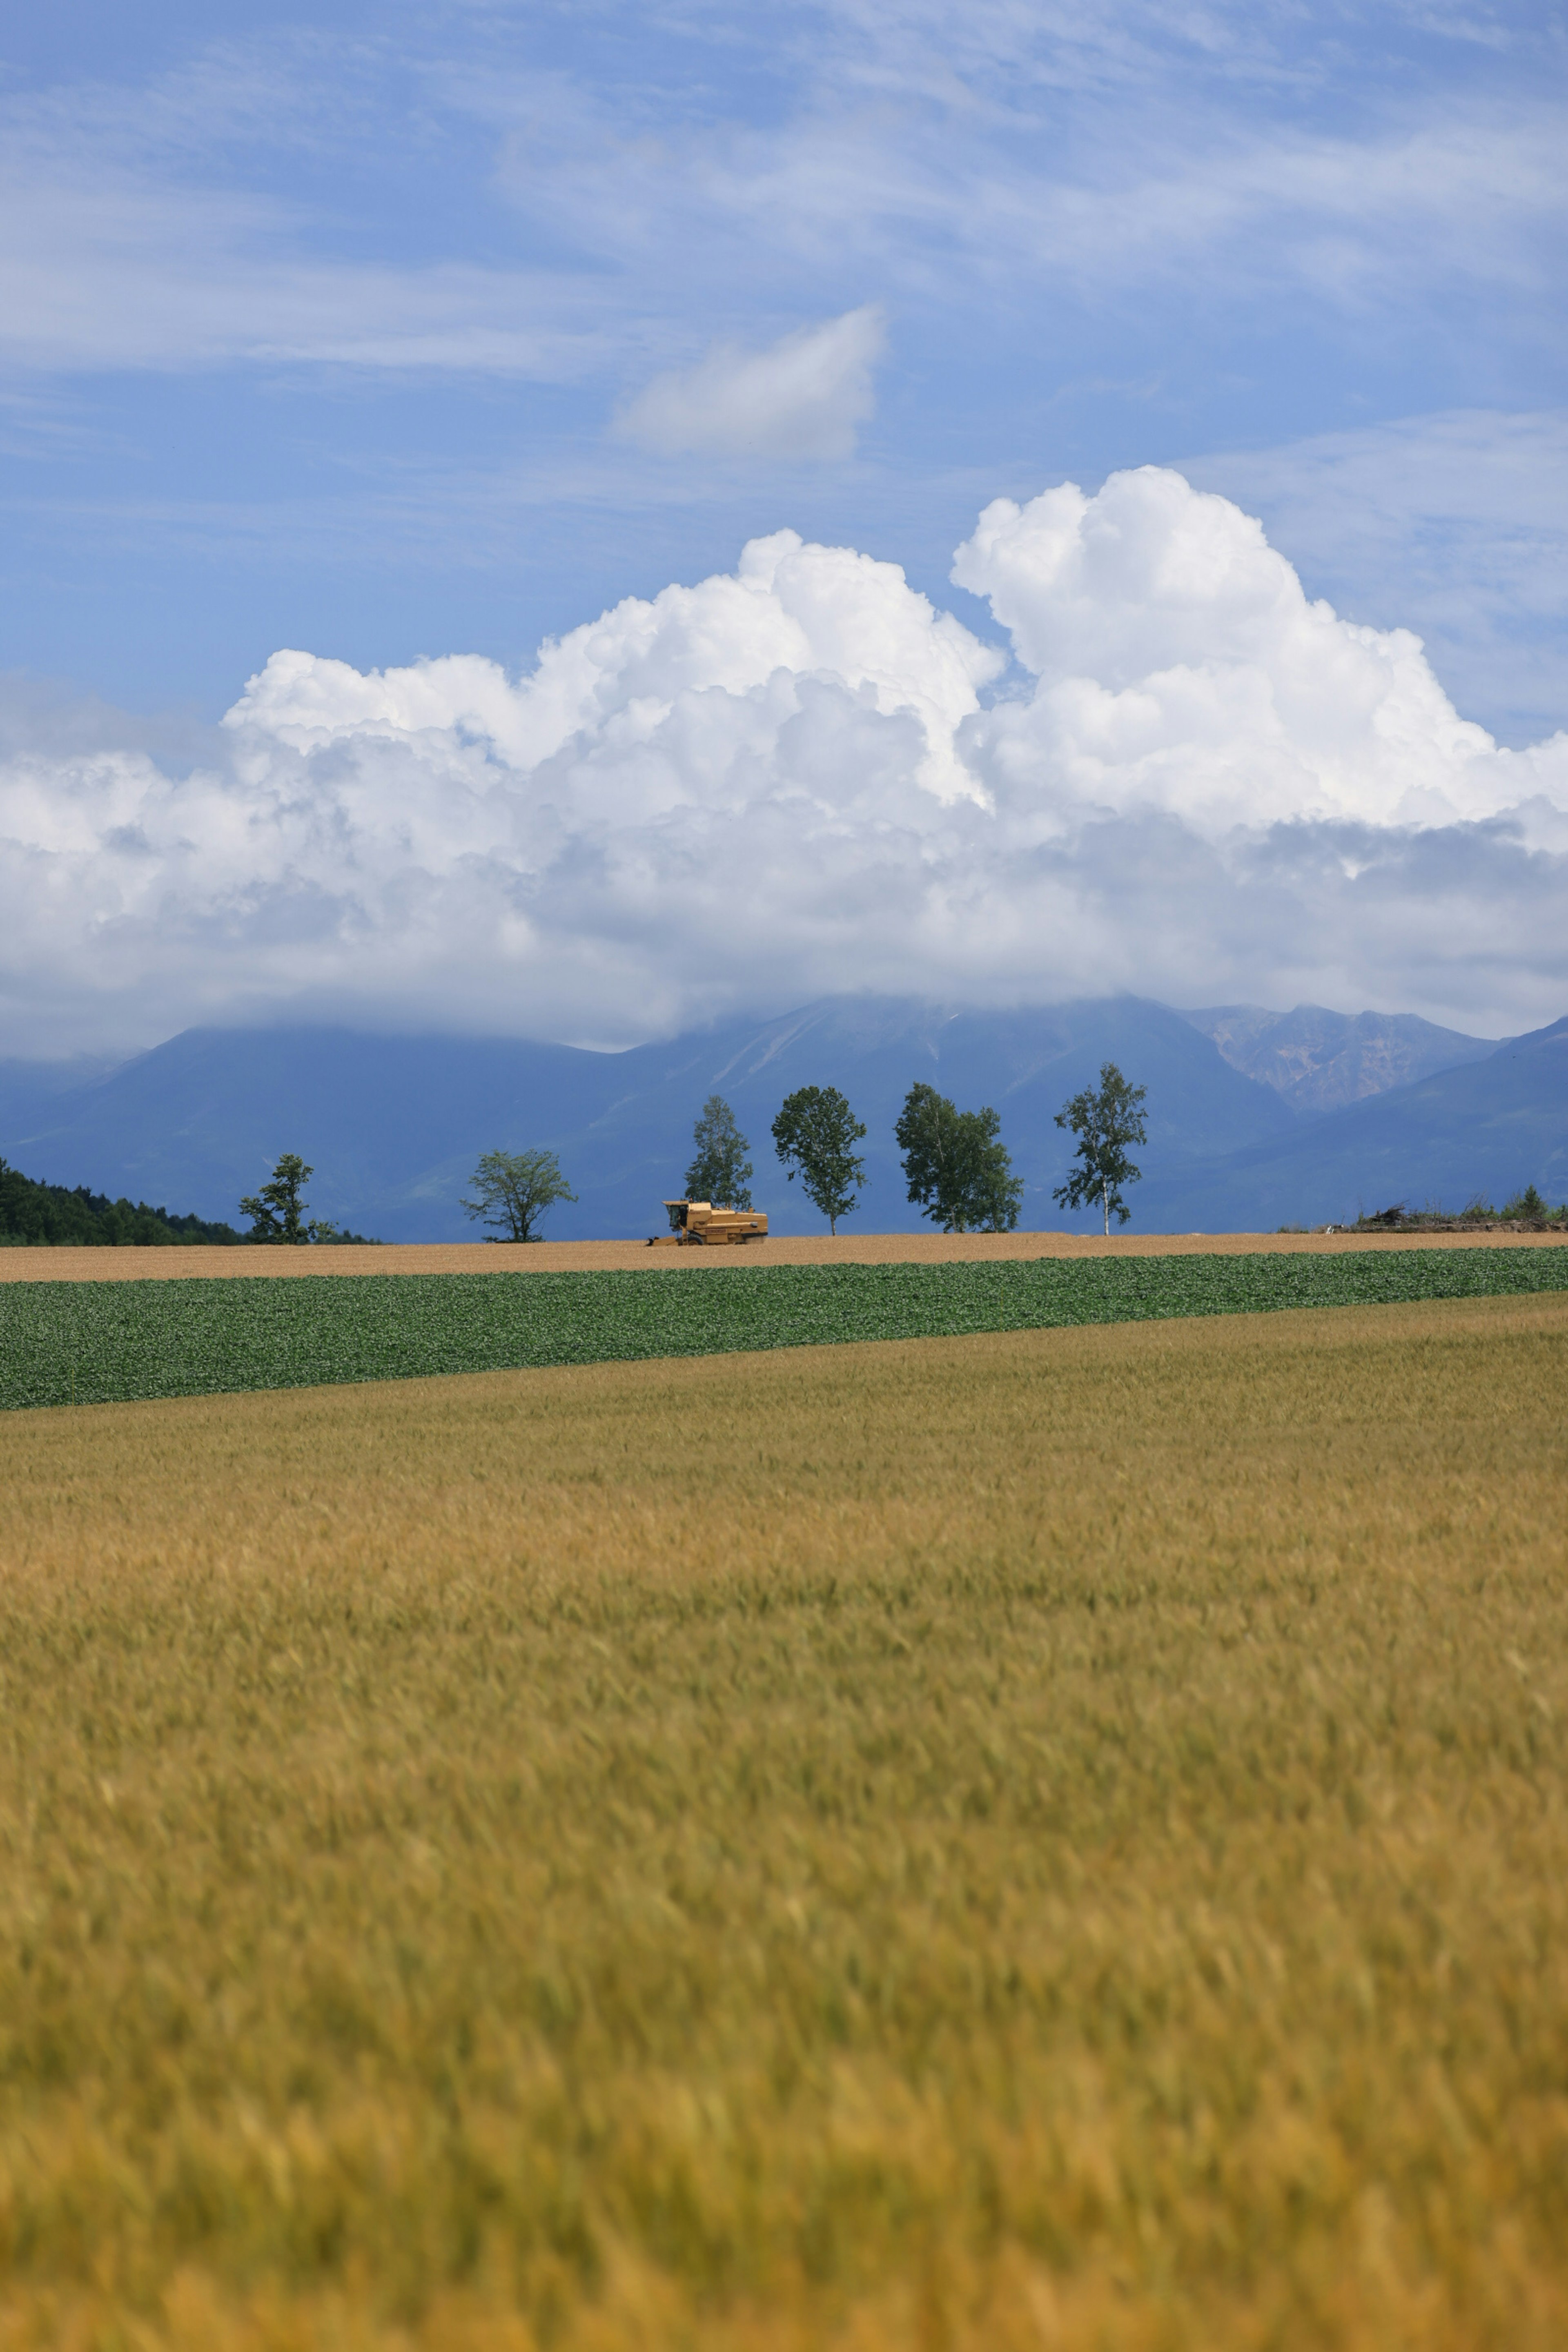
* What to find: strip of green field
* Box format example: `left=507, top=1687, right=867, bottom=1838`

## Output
left=4, top=1245, right=1567, bottom=1411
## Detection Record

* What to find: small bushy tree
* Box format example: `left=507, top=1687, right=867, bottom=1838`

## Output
left=1053, top=1062, right=1148, bottom=1235
left=894, top=1082, right=1022, bottom=1233
left=771, top=1085, right=868, bottom=1234
left=462, top=1148, right=577, bottom=1242
left=239, top=1153, right=313, bottom=1244
left=684, top=1096, right=753, bottom=1209
left=240, top=1154, right=380, bottom=1244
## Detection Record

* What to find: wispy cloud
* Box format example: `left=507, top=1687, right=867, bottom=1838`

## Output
left=0, top=155, right=607, bottom=375
left=472, top=6, right=1565, bottom=321
left=617, top=307, right=886, bottom=460
left=8, top=6, right=1549, bottom=383
left=0, top=39, right=605, bottom=378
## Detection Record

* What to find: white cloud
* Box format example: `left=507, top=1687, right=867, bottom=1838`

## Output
left=617, top=308, right=886, bottom=460
left=1180, top=409, right=1568, bottom=747
left=950, top=467, right=1511, bottom=833
left=2, top=468, right=1566, bottom=1058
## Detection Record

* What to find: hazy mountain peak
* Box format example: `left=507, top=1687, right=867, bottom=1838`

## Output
left=1180, top=1004, right=1496, bottom=1115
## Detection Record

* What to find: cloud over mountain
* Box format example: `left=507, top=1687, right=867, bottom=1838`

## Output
left=2, top=468, right=1565, bottom=1057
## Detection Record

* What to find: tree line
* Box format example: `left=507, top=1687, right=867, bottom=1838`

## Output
left=462, top=1062, right=1151, bottom=1241
left=0, top=1148, right=384, bottom=1251
left=0, top=1157, right=244, bottom=1249
left=0, top=1063, right=1150, bottom=1250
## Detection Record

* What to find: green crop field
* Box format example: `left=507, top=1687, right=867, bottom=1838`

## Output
left=5, top=1245, right=1568, bottom=1410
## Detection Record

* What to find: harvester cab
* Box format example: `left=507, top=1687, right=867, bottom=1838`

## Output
left=649, top=1200, right=769, bottom=1247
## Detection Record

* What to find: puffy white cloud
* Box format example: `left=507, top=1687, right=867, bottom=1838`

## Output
left=617, top=308, right=886, bottom=460
left=2, top=466, right=1566, bottom=1057
left=952, top=468, right=1521, bottom=835
left=1180, top=409, right=1568, bottom=748
left=228, top=525, right=998, bottom=803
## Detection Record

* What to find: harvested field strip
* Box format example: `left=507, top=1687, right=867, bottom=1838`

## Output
left=1, top=1297, right=1566, bottom=2351
left=4, top=1243, right=1568, bottom=1410
left=6, top=1228, right=1566, bottom=1282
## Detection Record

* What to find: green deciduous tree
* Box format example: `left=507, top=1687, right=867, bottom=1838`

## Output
left=461, top=1148, right=577, bottom=1243
left=239, top=1153, right=314, bottom=1244
left=894, top=1082, right=1023, bottom=1233
left=771, top=1085, right=868, bottom=1235
left=1052, top=1062, right=1149, bottom=1235
left=238, top=1154, right=377, bottom=1245
left=684, top=1096, right=753, bottom=1209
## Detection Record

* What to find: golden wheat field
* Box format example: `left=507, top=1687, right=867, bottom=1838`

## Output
left=2, top=1296, right=1567, bottom=2352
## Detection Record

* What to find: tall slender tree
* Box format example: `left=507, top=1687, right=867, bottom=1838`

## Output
left=1052, top=1062, right=1148, bottom=1234
left=684, top=1096, right=753, bottom=1209
left=771, top=1085, right=868, bottom=1234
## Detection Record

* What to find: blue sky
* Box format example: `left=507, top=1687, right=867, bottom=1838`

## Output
left=3, top=0, right=1564, bottom=742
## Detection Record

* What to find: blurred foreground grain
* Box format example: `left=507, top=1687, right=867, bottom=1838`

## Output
left=2, top=1297, right=1566, bottom=2350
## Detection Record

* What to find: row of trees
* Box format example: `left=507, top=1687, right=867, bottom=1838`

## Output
left=238, top=1064, right=1149, bottom=1246
left=685, top=1084, right=1027, bottom=1234
left=667, top=1060, right=1149, bottom=1238
left=457, top=1091, right=883, bottom=1243
left=673, top=1088, right=872, bottom=1234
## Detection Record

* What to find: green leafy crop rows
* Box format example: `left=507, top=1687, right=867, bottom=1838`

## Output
left=4, top=1247, right=1567, bottom=1412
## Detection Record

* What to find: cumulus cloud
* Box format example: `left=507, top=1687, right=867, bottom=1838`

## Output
left=617, top=307, right=886, bottom=459
left=1181, top=409, right=1568, bottom=748
left=2, top=466, right=1566, bottom=1058
left=951, top=469, right=1517, bottom=834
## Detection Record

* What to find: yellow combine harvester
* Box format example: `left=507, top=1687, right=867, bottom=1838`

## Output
left=649, top=1200, right=769, bottom=1247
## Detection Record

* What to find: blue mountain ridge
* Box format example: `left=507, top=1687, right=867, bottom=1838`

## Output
left=1, top=997, right=1559, bottom=1241
left=1140, top=1015, right=1568, bottom=1230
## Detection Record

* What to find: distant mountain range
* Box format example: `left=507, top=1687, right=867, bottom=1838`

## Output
left=1146, top=1014, right=1568, bottom=1230
left=1182, top=1004, right=1496, bottom=1114
left=1, top=997, right=1563, bottom=1241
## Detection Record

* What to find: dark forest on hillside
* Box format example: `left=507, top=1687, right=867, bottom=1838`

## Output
left=0, top=1157, right=241, bottom=1247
